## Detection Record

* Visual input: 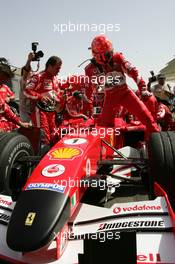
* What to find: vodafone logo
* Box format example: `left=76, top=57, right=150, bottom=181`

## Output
left=42, top=164, right=65, bottom=177
left=0, top=197, right=12, bottom=206
left=113, top=207, right=122, bottom=214
left=113, top=204, right=161, bottom=214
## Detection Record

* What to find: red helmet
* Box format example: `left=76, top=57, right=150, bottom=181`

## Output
left=91, top=35, right=113, bottom=64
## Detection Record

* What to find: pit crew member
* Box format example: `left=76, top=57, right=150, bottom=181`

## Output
left=0, top=98, right=31, bottom=132
left=24, top=56, right=62, bottom=145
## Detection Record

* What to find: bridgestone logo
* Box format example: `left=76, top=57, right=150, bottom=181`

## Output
left=8, top=142, right=30, bottom=163
left=98, top=220, right=164, bottom=230
left=0, top=213, right=10, bottom=222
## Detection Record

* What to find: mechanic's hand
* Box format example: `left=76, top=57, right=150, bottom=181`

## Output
left=97, top=85, right=104, bottom=92
left=19, top=121, right=33, bottom=128
left=105, top=79, right=120, bottom=88
left=28, top=52, right=35, bottom=62
left=141, top=90, right=152, bottom=97
left=5, top=97, right=10, bottom=103
left=62, top=93, right=67, bottom=101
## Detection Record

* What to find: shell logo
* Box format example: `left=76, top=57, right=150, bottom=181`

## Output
left=49, top=147, right=82, bottom=160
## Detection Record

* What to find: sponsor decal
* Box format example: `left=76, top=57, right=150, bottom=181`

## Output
left=71, top=192, right=77, bottom=208
left=8, top=142, right=31, bottom=163
left=86, top=159, right=91, bottom=177
left=64, top=138, right=87, bottom=145
left=25, top=212, right=36, bottom=226
left=42, top=164, right=65, bottom=177
left=137, top=253, right=161, bottom=262
left=49, top=147, right=82, bottom=160
left=60, top=224, right=68, bottom=256
left=113, top=207, right=122, bottom=214
left=26, top=183, right=65, bottom=193
left=0, top=197, right=12, bottom=206
left=0, top=212, right=10, bottom=223
left=98, top=220, right=164, bottom=231
left=113, top=204, right=162, bottom=215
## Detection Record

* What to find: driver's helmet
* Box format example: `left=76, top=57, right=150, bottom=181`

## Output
left=37, top=99, right=56, bottom=112
left=91, top=35, right=113, bottom=65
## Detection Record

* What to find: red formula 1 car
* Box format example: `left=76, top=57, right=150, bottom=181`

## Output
left=0, top=116, right=175, bottom=263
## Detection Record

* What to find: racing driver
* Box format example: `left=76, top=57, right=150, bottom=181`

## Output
left=85, top=35, right=160, bottom=137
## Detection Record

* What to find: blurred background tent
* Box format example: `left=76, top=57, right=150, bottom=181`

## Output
left=159, top=58, right=175, bottom=92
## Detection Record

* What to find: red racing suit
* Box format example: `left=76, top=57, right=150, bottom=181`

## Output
left=0, top=84, right=15, bottom=102
left=0, top=98, right=20, bottom=132
left=136, top=90, right=158, bottom=121
left=85, top=53, right=160, bottom=136
left=81, top=80, right=94, bottom=117
left=24, top=71, right=61, bottom=145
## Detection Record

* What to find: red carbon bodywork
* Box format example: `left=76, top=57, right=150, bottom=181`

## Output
left=23, top=129, right=114, bottom=217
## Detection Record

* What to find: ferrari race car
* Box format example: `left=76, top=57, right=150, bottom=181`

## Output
left=0, top=117, right=175, bottom=263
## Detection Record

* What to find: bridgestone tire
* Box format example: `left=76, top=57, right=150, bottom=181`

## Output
left=148, top=131, right=175, bottom=209
left=0, top=132, right=9, bottom=143
left=0, top=132, right=34, bottom=195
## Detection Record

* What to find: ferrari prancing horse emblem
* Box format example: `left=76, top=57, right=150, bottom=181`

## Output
left=25, top=212, right=36, bottom=226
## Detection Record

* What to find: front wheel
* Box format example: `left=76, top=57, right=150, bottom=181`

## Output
left=148, top=131, right=175, bottom=209
left=0, top=132, right=34, bottom=196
